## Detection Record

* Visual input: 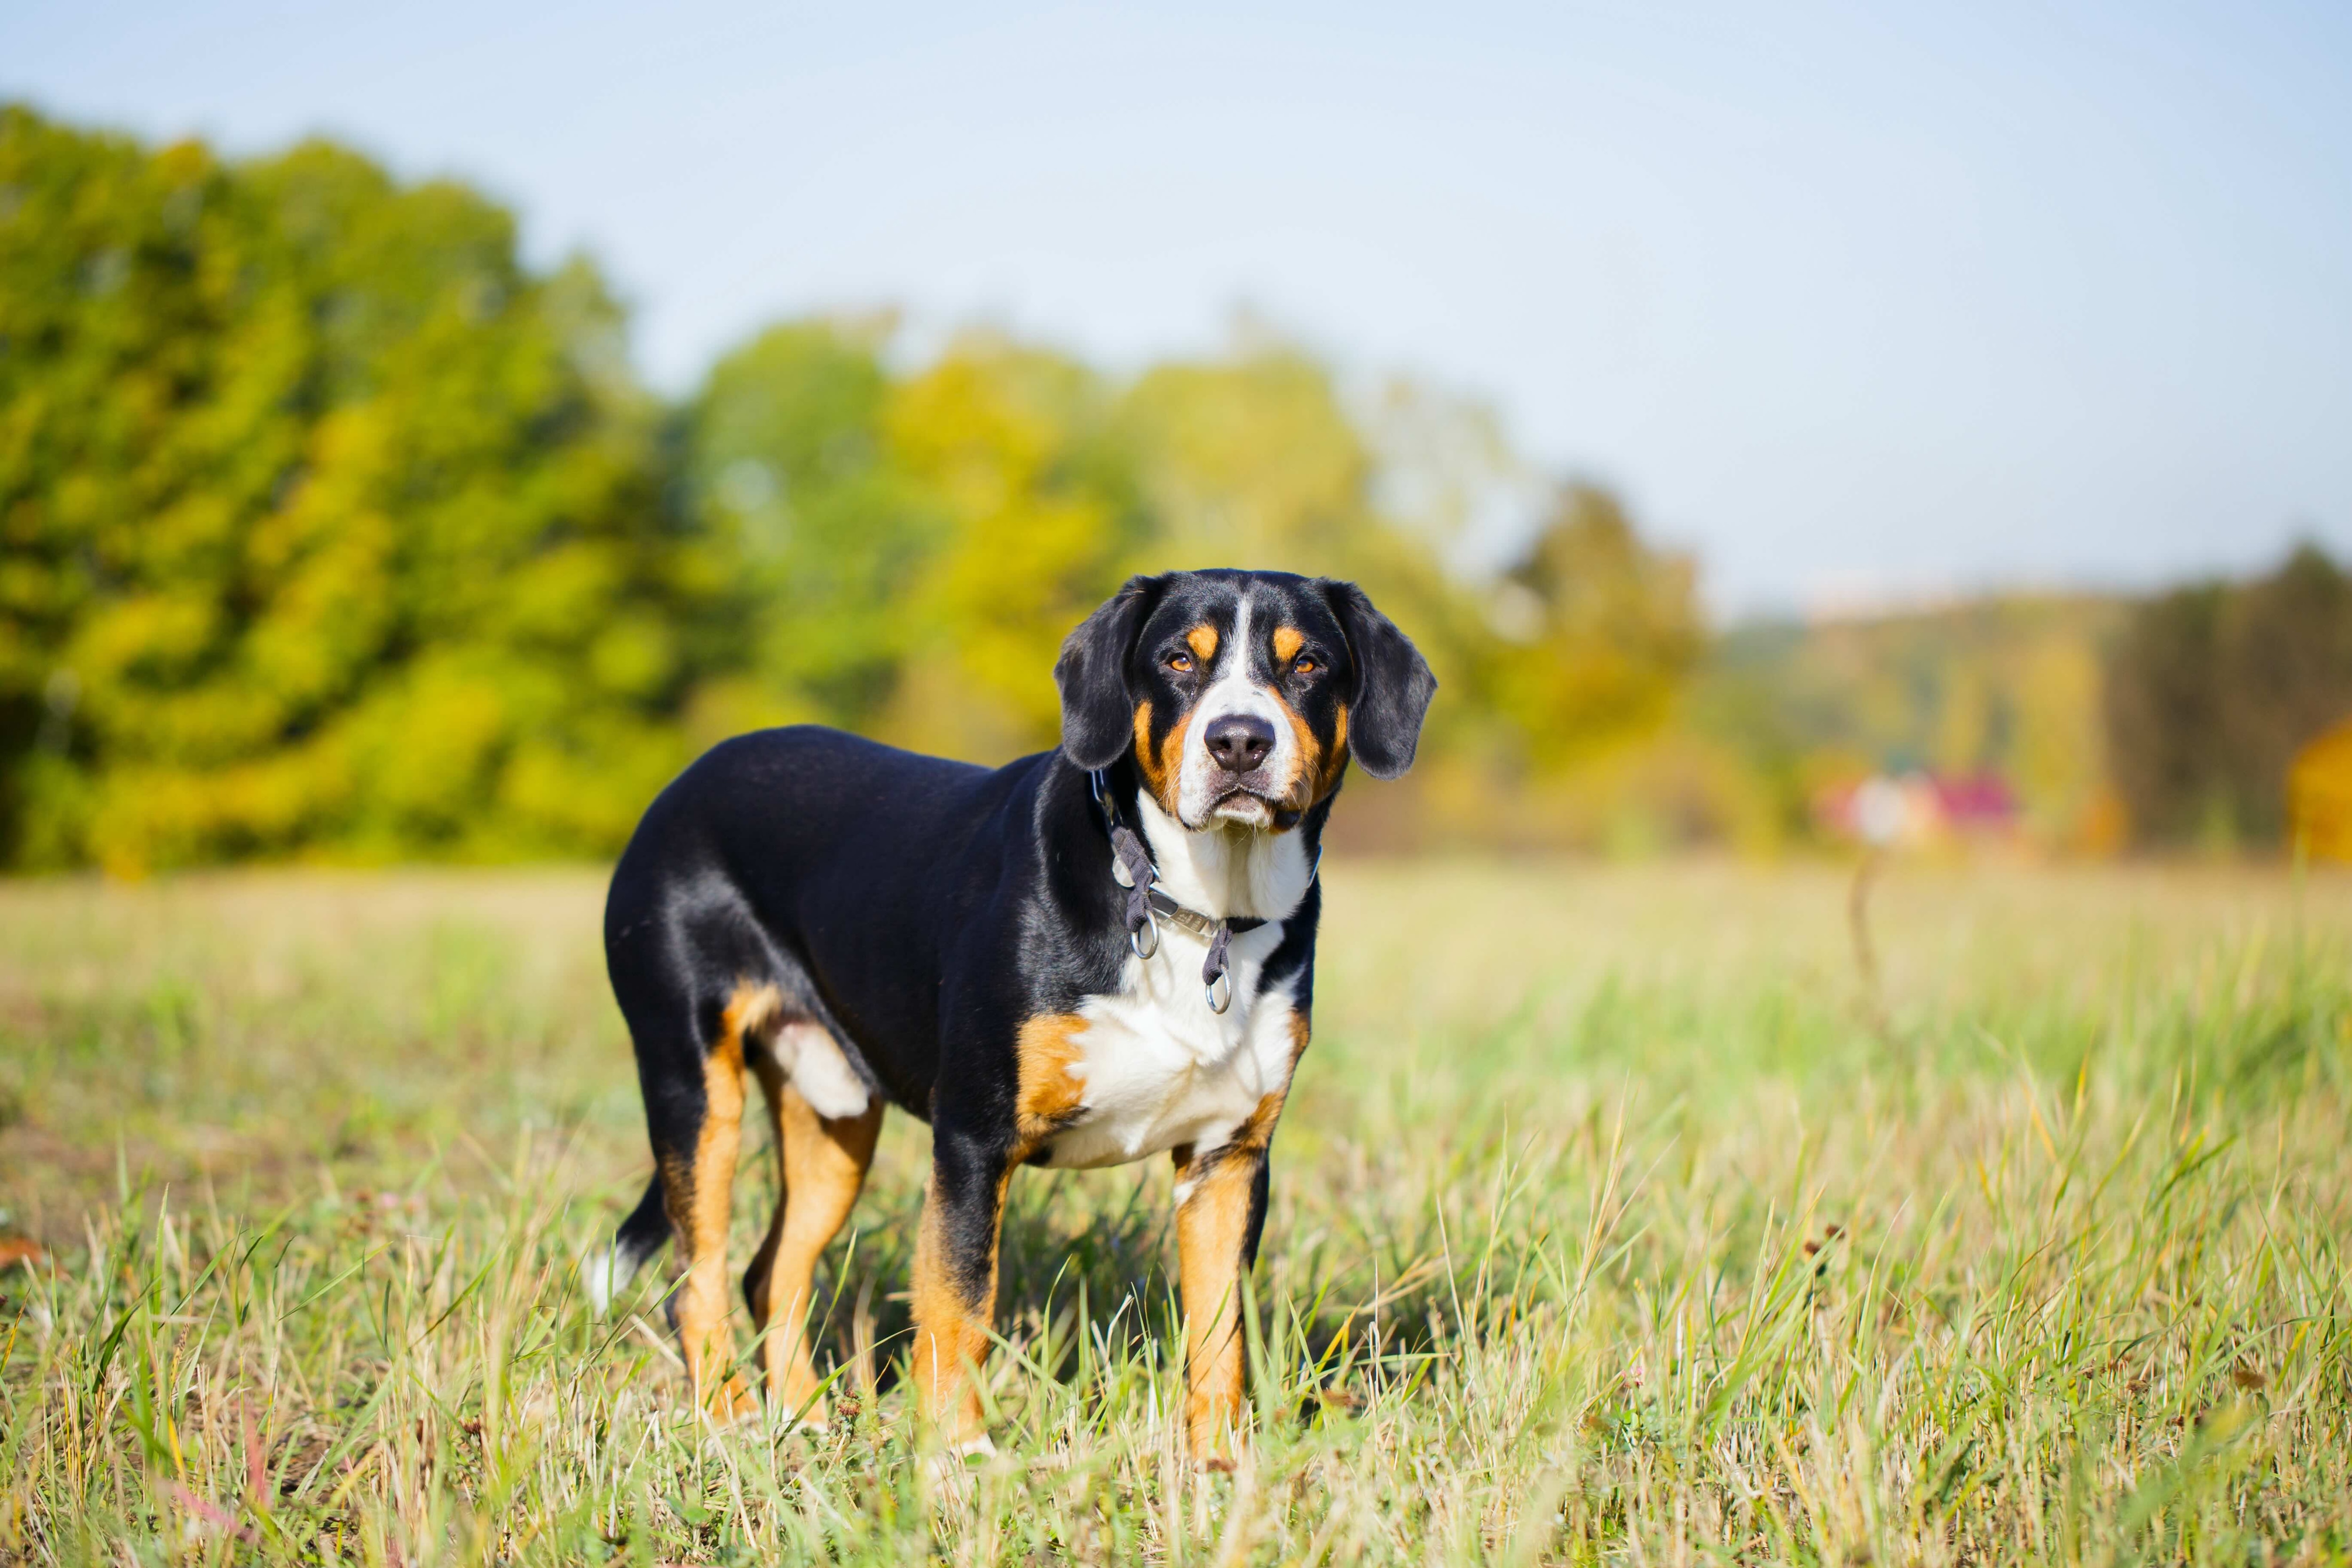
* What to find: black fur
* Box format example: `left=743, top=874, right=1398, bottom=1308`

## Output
left=1053, top=573, right=1167, bottom=772
left=1322, top=580, right=1438, bottom=780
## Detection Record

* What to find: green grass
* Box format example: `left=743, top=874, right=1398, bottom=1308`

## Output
left=2, top=859, right=2350, bottom=1564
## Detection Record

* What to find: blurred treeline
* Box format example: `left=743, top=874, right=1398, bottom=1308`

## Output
left=1705, top=543, right=2352, bottom=858
left=2104, top=544, right=2352, bottom=852
left=5, top=106, right=2346, bottom=873
left=1695, top=595, right=2124, bottom=851
left=0, top=107, right=1708, bottom=872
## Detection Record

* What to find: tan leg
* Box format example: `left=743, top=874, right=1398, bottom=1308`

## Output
left=904, top=1013, right=1086, bottom=1453
left=908, top=1159, right=1010, bottom=1449
left=660, top=992, right=760, bottom=1422
left=1172, top=1090, right=1286, bottom=1466
left=745, top=1054, right=883, bottom=1424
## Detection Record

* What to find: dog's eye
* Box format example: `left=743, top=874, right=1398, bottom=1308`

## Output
left=1166, top=652, right=1194, bottom=673
left=1293, top=656, right=1319, bottom=675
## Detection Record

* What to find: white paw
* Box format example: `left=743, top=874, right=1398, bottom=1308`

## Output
left=924, top=1433, right=998, bottom=1486
left=579, top=1246, right=623, bottom=1315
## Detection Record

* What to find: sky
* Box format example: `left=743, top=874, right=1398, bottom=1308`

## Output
left=7, top=0, right=2351, bottom=615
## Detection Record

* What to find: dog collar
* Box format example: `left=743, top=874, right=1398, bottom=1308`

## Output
left=1088, top=769, right=1271, bottom=1015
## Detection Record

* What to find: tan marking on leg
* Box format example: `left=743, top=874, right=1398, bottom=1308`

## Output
left=664, top=981, right=772, bottom=1422
left=908, top=1165, right=1012, bottom=1447
left=1171, top=1086, right=1287, bottom=1467
left=745, top=1049, right=883, bottom=1423
left=1014, top=1013, right=1088, bottom=1155
left=1186, top=623, right=1220, bottom=663
left=1271, top=625, right=1303, bottom=663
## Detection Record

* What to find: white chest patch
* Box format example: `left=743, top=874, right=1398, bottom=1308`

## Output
left=1034, top=751, right=1316, bottom=1170
left=1033, top=924, right=1302, bottom=1169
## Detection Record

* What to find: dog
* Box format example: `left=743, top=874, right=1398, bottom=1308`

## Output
left=588, top=568, right=1435, bottom=1461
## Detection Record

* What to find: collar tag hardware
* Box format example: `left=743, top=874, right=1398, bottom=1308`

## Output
left=1089, top=768, right=1275, bottom=1015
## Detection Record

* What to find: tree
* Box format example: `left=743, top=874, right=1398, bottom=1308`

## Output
left=1, top=104, right=1742, bottom=867
left=1486, top=483, right=1701, bottom=772
left=683, top=318, right=939, bottom=732
left=2217, top=545, right=2352, bottom=842
left=0, top=107, right=701, bottom=870
left=880, top=336, right=1146, bottom=761
left=2104, top=543, right=2352, bottom=848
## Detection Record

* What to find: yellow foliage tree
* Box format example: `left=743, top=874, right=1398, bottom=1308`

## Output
left=880, top=338, right=1145, bottom=761
left=0, top=109, right=702, bottom=870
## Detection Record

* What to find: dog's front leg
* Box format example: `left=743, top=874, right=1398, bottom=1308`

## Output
left=1171, top=1103, right=1280, bottom=1468
left=909, top=1120, right=1011, bottom=1451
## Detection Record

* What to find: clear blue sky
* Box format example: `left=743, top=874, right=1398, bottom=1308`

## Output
left=8, top=0, right=2350, bottom=613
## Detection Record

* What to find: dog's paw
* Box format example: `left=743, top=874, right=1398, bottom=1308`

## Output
left=578, top=1246, right=625, bottom=1316
left=922, top=1433, right=998, bottom=1488
left=699, top=1375, right=763, bottom=1429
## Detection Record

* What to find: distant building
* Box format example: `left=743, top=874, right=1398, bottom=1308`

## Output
left=1817, top=771, right=2020, bottom=848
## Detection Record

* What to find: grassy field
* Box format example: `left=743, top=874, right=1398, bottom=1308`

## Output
left=2, top=858, right=2349, bottom=1564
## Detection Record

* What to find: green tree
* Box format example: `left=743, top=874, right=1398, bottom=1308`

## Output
left=683, top=317, right=940, bottom=733
left=2104, top=543, right=2352, bottom=848
left=2217, top=544, right=2352, bottom=842
left=1486, top=482, right=1701, bottom=772
left=681, top=326, right=1149, bottom=764
left=1, top=104, right=1739, bottom=868
left=881, top=336, right=1146, bottom=760
left=2104, top=582, right=2228, bottom=845
left=0, top=107, right=701, bottom=870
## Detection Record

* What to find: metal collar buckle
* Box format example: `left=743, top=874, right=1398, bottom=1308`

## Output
left=1087, top=768, right=1271, bottom=1015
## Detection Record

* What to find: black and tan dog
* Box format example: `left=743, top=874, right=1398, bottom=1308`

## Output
left=587, top=568, right=1434, bottom=1461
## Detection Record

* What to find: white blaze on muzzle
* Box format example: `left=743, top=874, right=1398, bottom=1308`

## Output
left=1175, top=597, right=1299, bottom=828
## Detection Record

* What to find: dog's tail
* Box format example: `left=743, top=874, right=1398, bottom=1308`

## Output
left=581, top=1174, right=670, bottom=1315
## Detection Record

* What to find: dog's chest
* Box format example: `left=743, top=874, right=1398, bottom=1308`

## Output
left=1032, top=950, right=1299, bottom=1170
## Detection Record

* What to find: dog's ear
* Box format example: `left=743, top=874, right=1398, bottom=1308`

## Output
left=1056, top=574, right=1165, bottom=771
left=1319, top=580, right=1437, bottom=780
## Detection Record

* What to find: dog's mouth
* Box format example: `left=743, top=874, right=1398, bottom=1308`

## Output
left=1201, top=780, right=1313, bottom=831
left=1206, top=788, right=1276, bottom=828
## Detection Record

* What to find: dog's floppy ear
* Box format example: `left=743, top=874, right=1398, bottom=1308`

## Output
left=1320, top=580, right=1437, bottom=780
left=1056, top=574, right=1165, bottom=771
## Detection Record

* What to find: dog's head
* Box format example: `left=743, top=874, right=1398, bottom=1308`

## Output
left=1055, top=570, right=1437, bottom=830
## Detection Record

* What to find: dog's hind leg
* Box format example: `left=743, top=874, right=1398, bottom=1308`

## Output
left=653, top=983, right=766, bottom=1424
left=743, top=1026, right=883, bottom=1425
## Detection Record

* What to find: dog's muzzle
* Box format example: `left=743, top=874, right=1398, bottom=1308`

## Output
left=1200, top=713, right=1283, bottom=823
left=1203, top=713, right=1275, bottom=776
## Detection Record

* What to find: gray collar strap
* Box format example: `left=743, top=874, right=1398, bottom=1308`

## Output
left=1088, top=769, right=1270, bottom=1015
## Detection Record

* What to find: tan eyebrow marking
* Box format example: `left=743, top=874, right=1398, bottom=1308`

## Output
left=1185, top=624, right=1219, bottom=661
left=1271, top=627, right=1304, bottom=663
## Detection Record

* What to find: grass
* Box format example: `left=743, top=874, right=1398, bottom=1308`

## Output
left=2, top=857, right=2350, bottom=1564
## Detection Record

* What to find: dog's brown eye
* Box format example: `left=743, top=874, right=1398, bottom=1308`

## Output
left=1294, top=656, right=1318, bottom=675
left=1167, top=652, right=1193, bottom=673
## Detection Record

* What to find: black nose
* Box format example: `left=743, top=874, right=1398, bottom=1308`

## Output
left=1204, top=713, right=1276, bottom=774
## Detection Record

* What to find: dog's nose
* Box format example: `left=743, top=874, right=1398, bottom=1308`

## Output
left=1204, top=713, right=1275, bottom=774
